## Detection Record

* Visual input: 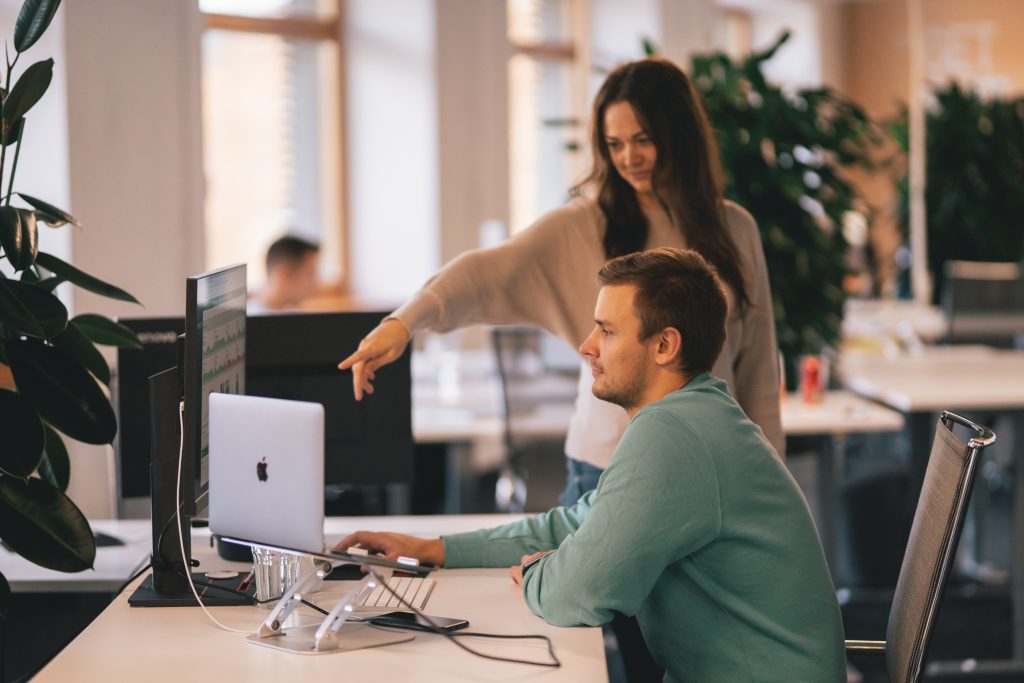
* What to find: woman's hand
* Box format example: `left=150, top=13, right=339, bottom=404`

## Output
left=338, top=318, right=411, bottom=400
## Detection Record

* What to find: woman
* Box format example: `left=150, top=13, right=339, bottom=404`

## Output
left=340, top=57, right=783, bottom=506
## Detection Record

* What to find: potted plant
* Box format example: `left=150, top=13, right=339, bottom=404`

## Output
left=888, top=84, right=1024, bottom=302
left=0, top=0, right=142, bottom=621
left=690, top=33, right=883, bottom=387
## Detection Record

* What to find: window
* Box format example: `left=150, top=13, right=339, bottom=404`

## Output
left=507, top=0, right=587, bottom=234
left=200, top=0, right=344, bottom=292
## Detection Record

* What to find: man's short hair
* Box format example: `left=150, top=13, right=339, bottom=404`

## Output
left=266, top=235, right=320, bottom=272
left=597, top=247, right=728, bottom=376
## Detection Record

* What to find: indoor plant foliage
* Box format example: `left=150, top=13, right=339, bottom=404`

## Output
left=690, top=33, right=882, bottom=387
left=889, top=84, right=1024, bottom=302
left=0, top=0, right=142, bottom=619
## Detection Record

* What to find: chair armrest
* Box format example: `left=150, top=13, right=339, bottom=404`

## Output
left=845, top=639, right=886, bottom=655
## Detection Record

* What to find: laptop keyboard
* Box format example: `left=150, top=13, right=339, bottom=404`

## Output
left=361, top=576, right=435, bottom=611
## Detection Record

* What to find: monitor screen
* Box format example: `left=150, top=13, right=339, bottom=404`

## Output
left=246, top=311, right=413, bottom=486
left=184, top=264, right=247, bottom=516
left=115, top=308, right=412, bottom=513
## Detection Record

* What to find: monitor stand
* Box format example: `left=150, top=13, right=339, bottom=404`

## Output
left=128, top=366, right=249, bottom=608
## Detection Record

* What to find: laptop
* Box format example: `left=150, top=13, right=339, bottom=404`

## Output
left=208, top=393, right=433, bottom=576
left=209, top=393, right=326, bottom=552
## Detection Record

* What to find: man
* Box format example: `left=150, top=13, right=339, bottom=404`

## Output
left=249, top=235, right=320, bottom=312
left=338, top=247, right=845, bottom=682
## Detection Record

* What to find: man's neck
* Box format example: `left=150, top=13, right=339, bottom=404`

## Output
left=625, top=372, right=693, bottom=419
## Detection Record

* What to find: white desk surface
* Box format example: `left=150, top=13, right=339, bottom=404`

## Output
left=31, top=515, right=606, bottom=682
left=840, top=345, right=1024, bottom=413
left=780, top=390, right=904, bottom=436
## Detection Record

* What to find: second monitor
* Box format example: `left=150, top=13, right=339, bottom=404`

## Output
left=116, top=310, right=412, bottom=511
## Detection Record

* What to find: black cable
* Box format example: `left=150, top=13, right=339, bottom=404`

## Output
left=176, top=569, right=327, bottom=617
left=177, top=553, right=559, bottom=667
left=363, top=565, right=561, bottom=669
left=112, top=561, right=154, bottom=598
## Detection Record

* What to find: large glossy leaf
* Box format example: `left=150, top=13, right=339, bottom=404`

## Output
left=33, top=252, right=140, bottom=305
left=0, top=206, right=39, bottom=269
left=52, top=320, right=110, bottom=385
left=1, top=59, right=53, bottom=125
left=0, top=205, right=37, bottom=270
left=0, top=476, right=94, bottom=572
left=71, top=313, right=143, bottom=350
left=0, top=389, right=44, bottom=478
left=15, top=193, right=81, bottom=228
left=40, top=424, right=69, bottom=491
left=0, top=278, right=68, bottom=338
left=5, top=339, right=116, bottom=445
left=14, top=0, right=62, bottom=53
left=0, top=570, right=9, bottom=621
left=1, top=117, right=23, bottom=147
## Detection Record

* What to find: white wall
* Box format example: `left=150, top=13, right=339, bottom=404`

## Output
left=436, top=0, right=508, bottom=263
left=59, top=0, right=206, bottom=517
left=0, top=0, right=71, bottom=277
left=345, top=0, right=439, bottom=301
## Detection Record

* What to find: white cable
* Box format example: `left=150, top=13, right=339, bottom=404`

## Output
left=176, top=400, right=253, bottom=634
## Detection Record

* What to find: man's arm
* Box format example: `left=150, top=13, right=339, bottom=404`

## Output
left=522, top=410, right=721, bottom=626
left=334, top=495, right=593, bottom=569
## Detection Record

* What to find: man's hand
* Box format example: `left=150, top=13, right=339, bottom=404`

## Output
left=334, top=531, right=445, bottom=567
left=338, top=319, right=411, bottom=400
left=509, top=550, right=552, bottom=585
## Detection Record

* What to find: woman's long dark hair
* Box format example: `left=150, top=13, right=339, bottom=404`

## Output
left=573, top=58, right=750, bottom=308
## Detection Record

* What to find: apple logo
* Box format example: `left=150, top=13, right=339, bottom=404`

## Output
left=256, top=457, right=268, bottom=482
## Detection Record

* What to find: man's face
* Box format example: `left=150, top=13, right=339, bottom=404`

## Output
left=579, top=284, right=654, bottom=412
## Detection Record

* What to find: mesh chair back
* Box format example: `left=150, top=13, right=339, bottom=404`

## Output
left=886, top=412, right=994, bottom=683
left=941, top=260, right=1024, bottom=346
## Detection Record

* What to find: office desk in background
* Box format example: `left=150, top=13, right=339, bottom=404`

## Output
left=28, top=516, right=606, bottom=682
left=840, top=345, right=1024, bottom=660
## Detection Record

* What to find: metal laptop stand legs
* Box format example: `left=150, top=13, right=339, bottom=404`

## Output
left=247, top=564, right=413, bottom=655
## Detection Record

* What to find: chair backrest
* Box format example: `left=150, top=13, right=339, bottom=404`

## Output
left=885, top=411, right=995, bottom=683
left=941, top=260, right=1024, bottom=346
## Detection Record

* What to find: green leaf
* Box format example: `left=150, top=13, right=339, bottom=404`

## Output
left=71, top=313, right=143, bottom=350
left=1, top=117, right=23, bottom=147
left=40, top=424, right=69, bottom=491
left=14, top=0, right=63, bottom=53
left=15, top=193, right=81, bottom=228
left=0, top=207, right=39, bottom=269
left=0, top=389, right=45, bottom=478
left=0, top=476, right=94, bottom=572
left=1, top=59, right=53, bottom=125
left=52, top=320, right=110, bottom=385
left=5, top=339, right=116, bottom=445
left=0, top=570, right=9, bottom=621
left=33, top=252, right=140, bottom=305
left=0, top=278, right=68, bottom=338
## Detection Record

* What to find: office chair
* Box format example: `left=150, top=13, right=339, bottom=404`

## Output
left=845, top=411, right=995, bottom=683
left=940, top=260, right=1024, bottom=347
left=491, top=326, right=539, bottom=513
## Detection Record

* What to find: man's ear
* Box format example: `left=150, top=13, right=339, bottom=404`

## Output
left=655, top=327, right=683, bottom=369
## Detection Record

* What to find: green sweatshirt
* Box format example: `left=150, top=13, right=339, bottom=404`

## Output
left=443, top=374, right=845, bottom=683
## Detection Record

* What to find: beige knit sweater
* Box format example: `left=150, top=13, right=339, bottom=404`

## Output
left=392, top=198, right=785, bottom=466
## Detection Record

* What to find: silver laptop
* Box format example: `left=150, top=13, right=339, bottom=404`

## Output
left=209, top=393, right=326, bottom=552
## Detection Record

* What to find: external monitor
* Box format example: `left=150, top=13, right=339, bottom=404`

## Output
left=114, top=317, right=186, bottom=517
left=183, top=264, right=247, bottom=516
left=246, top=311, right=413, bottom=486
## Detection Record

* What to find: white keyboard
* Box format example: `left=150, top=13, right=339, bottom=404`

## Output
left=361, top=576, right=435, bottom=611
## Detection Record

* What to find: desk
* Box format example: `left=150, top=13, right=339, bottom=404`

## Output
left=840, top=345, right=1024, bottom=659
left=30, top=515, right=607, bottom=682
left=2, top=520, right=151, bottom=593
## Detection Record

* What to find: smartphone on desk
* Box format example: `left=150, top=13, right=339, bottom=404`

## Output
left=367, top=611, right=469, bottom=633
